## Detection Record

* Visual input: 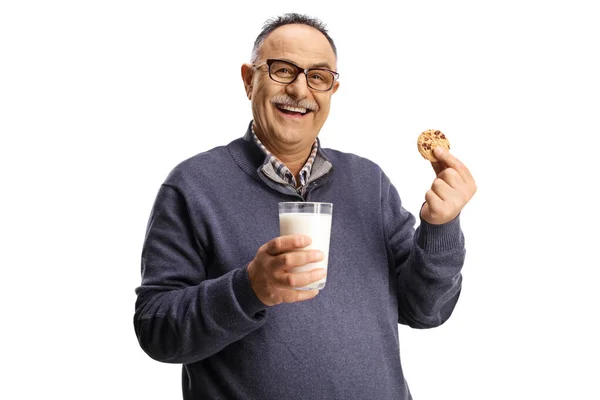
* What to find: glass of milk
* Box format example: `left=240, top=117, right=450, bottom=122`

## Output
left=278, top=202, right=333, bottom=290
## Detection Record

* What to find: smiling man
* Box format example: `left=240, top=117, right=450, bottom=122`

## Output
left=241, top=22, right=338, bottom=187
left=134, top=13, right=476, bottom=400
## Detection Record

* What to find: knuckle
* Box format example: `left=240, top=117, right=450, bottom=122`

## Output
left=301, top=251, right=312, bottom=264
left=280, top=253, right=293, bottom=266
left=258, top=242, right=269, bottom=254
left=446, top=168, right=460, bottom=179
left=286, top=274, right=297, bottom=287
left=311, top=251, right=323, bottom=262
left=294, top=235, right=305, bottom=247
left=273, top=237, right=284, bottom=249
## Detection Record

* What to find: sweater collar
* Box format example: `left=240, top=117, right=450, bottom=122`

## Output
left=229, top=121, right=332, bottom=184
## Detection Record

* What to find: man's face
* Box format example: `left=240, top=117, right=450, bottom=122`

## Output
left=242, top=24, right=339, bottom=152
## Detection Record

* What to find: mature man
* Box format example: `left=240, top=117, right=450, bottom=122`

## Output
left=134, top=13, right=476, bottom=399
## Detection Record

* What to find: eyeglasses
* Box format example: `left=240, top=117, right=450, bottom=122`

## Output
left=253, top=59, right=339, bottom=92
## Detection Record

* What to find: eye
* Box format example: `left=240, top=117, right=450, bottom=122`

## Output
left=273, top=66, right=295, bottom=78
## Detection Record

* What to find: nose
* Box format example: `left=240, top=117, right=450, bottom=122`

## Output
left=285, top=71, right=310, bottom=100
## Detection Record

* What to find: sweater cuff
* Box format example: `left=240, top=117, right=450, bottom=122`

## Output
left=232, top=266, right=268, bottom=318
left=416, top=214, right=463, bottom=252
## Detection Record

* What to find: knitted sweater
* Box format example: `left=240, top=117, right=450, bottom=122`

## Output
left=134, top=125, right=466, bottom=399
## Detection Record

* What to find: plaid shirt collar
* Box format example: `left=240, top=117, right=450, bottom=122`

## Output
left=251, top=122, right=318, bottom=188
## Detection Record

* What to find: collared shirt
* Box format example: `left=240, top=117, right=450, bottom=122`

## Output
left=251, top=122, right=318, bottom=191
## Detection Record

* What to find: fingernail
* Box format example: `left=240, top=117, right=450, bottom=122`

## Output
left=314, top=250, right=324, bottom=260
left=434, top=146, right=445, bottom=156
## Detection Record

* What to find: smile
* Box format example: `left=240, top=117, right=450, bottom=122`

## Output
left=275, top=104, right=312, bottom=117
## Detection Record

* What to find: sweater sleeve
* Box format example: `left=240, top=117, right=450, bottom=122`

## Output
left=382, top=175, right=465, bottom=329
left=134, top=184, right=268, bottom=364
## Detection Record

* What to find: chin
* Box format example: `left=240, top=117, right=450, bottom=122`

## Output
left=287, top=125, right=319, bottom=138
left=274, top=129, right=306, bottom=143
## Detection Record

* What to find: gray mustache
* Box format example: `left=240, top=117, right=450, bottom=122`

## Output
left=270, top=95, right=319, bottom=112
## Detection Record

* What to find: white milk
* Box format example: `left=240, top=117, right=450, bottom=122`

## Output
left=279, top=212, right=332, bottom=290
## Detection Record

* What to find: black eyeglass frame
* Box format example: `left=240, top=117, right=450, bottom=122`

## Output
left=253, top=59, right=339, bottom=92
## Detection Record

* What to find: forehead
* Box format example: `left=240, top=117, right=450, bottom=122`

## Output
left=260, top=24, right=337, bottom=69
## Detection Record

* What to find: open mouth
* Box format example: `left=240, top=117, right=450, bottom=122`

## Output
left=275, top=104, right=312, bottom=117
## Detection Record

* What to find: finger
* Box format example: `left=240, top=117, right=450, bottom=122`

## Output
left=431, top=178, right=454, bottom=201
left=424, top=189, right=444, bottom=211
left=264, top=235, right=312, bottom=256
left=437, top=167, right=465, bottom=188
left=271, top=249, right=325, bottom=271
left=279, top=268, right=327, bottom=289
left=433, top=147, right=475, bottom=185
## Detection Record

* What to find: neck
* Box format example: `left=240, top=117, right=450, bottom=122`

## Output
left=268, top=141, right=311, bottom=180
left=254, top=128, right=315, bottom=181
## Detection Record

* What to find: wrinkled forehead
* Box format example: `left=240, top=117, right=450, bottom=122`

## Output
left=259, top=24, right=337, bottom=69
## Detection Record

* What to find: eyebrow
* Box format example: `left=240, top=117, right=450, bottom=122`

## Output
left=280, top=58, right=334, bottom=70
left=310, top=61, right=333, bottom=69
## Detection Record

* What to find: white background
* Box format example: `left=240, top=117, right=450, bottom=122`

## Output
left=1, top=1, right=598, bottom=399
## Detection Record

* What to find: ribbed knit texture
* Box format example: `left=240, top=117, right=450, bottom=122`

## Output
left=134, top=125, right=466, bottom=400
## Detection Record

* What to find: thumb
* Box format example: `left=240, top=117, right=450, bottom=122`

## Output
left=430, top=147, right=447, bottom=176
left=430, top=161, right=445, bottom=176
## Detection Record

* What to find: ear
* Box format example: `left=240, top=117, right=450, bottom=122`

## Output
left=331, top=80, right=340, bottom=95
left=241, top=63, right=254, bottom=100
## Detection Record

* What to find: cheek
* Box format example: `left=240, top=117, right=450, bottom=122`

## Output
left=254, top=77, right=279, bottom=100
left=316, top=97, right=332, bottom=116
left=252, top=86, right=272, bottom=113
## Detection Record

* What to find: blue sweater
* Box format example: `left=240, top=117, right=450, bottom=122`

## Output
left=134, top=125, right=466, bottom=399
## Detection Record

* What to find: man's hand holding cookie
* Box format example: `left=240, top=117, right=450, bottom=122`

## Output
left=417, top=130, right=477, bottom=225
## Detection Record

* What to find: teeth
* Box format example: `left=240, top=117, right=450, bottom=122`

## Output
left=278, top=104, right=308, bottom=114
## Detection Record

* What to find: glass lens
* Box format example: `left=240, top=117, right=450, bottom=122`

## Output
left=307, top=70, right=334, bottom=90
left=270, top=61, right=299, bottom=83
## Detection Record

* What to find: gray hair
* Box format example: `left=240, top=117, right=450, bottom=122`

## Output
left=250, top=13, right=338, bottom=63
